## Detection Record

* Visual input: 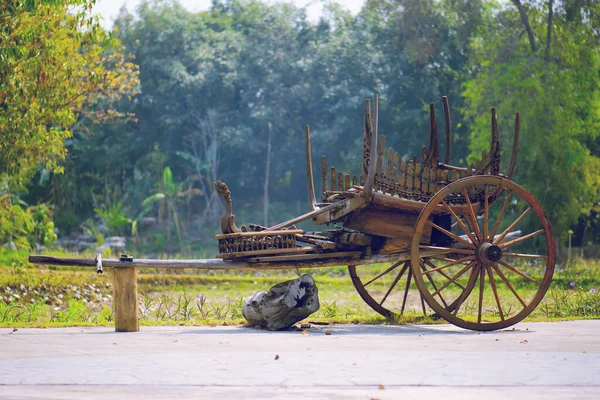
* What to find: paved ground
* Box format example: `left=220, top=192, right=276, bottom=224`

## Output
left=0, top=321, right=599, bottom=399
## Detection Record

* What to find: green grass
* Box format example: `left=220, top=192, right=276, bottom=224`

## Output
left=1, top=249, right=599, bottom=328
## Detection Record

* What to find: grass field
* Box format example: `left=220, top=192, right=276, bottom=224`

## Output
left=0, top=249, right=599, bottom=328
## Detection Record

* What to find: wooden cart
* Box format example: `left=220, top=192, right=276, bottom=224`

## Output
left=30, top=96, right=555, bottom=332
left=213, top=95, right=555, bottom=331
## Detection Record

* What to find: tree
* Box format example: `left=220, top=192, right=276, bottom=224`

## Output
left=462, top=0, right=600, bottom=242
left=0, top=0, right=138, bottom=186
left=0, top=0, right=138, bottom=249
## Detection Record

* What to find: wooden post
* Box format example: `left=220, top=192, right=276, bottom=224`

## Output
left=112, top=267, right=139, bottom=332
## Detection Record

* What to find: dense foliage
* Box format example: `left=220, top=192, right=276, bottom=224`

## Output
left=1, top=0, right=598, bottom=255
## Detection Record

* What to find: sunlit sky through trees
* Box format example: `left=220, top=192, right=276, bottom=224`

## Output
left=93, top=0, right=365, bottom=28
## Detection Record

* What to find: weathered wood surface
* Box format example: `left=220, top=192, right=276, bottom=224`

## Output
left=30, top=250, right=452, bottom=270
left=112, top=267, right=139, bottom=332
left=344, top=205, right=432, bottom=242
left=304, top=125, right=317, bottom=210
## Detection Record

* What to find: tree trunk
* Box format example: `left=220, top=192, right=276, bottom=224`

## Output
left=512, top=0, right=537, bottom=54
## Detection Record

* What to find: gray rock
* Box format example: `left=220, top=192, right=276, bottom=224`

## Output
left=242, top=274, right=320, bottom=331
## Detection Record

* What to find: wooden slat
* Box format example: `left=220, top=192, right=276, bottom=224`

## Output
left=338, top=172, right=344, bottom=192
left=245, top=251, right=362, bottom=263
left=384, top=147, right=393, bottom=182
left=321, top=156, right=327, bottom=193
left=345, top=174, right=351, bottom=191
left=407, top=161, right=414, bottom=191
left=399, top=159, right=406, bottom=188
left=393, top=153, right=400, bottom=184
left=414, top=161, right=422, bottom=195
left=220, top=246, right=316, bottom=259
left=430, top=167, right=437, bottom=194
left=376, top=135, right=386, bottom=176
left=331, top=167, right=337, bottom=191
left=422, top=166, right=430, bottom=195
left=216, top=229, right=303, bottom=239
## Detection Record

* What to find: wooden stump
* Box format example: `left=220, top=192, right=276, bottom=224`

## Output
left=112, top=267, right=139, bottom=332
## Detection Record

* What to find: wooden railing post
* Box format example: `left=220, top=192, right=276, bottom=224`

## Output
left=112, top=267, right=139, bottom=332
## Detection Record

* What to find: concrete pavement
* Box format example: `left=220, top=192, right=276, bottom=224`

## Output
left=1, top=321, right=599, bottom=399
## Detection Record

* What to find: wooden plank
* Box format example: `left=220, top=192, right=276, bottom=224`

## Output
left=430, top=167, right=438, bottom=195
left=384, top=147, right=393, bottom=182
left=216, top=229, right=303, bottom=239
left=361, top=99, right=373, bottom=185
left=245, top=251, right=362, bottom=263
left=399, top=159, right=406, bottom=188
left=414, top=161, right=421, bottom=195
left=393, top=153, right=400, bottom=184
left=372, top=191, right=481, bottom=215
left=30, top=249, right=463, bottom=272
left=407, top=161, right=414, bottom=191
left=376, top=135, right=386, bottom=177
left=330, top=167, right=337, bottom=191
left=345, top=174, right=351, bottom=191
left=338, top=172, right=344, bottom=192
left=321, top=156, right=327, bottom=193
left=422, top=166, right=430, bottom=195
left=219, top=246, right=316, bottom=259
left=112, top=267, right=139, bottom=332
left=344, top=205, right=432, bottom=242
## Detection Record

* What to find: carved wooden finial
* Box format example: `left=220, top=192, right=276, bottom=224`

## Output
left=214, top=181, right=242, bottom=234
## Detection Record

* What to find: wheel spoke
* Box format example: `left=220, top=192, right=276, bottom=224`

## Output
left=498, top=260, right=541, bottom=285
left=489, top=192, right=512, bottom=240
left=441, top=200, right=478, bottom=245
left=477, top=265, right=485, bottom=323
left=486, top=266, right=504, bottom=321
left=379, top=262, right=410, bottom=306
left=419, top=291, right=427, bottom=316
left=427, top=221, right=477, bottom=249
left=491, top=263, right=526, bottom=307
left=483, top=185, right=489, bottom=241
left=503, top=252, right=548, bottom=259
left=419, top=245, right=475, bottom=255
left=424, top=260, right=466, bottom=291
left=432, top=260, right=476, bottom=297
left=494, top=207, right=531, bottom=244
left=499, top=229, right=545, bottom=249
left=399, top=267, right=413, bottom=314
left=363, top=260, right=405, bottom=287
left=461, top=187, right=483, bottom=241
left=420, top=261, right=449, bottom=307
left=452, top=267, right=479, bottom=316
left=421, top=255, right=475, bottom=275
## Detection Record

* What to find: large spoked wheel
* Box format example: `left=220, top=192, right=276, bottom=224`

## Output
left=349, top=260, right=428, bottom=319
left=410, top=175, right=556, bottom=331
left=348, top=259, right=478, bottom=319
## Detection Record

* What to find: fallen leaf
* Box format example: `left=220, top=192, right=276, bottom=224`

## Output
left=274, top=354, right=279, bottom=360
left=378, top=384, right=385, bottom=390
left=301, top=330, right=309, bottom=335
left=520, top=340, right=528, bottom=344
left=325, top=331, right=332, bottom=336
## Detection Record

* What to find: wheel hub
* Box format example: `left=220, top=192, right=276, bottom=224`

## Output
left=477, top=242, right=503, bottom=264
